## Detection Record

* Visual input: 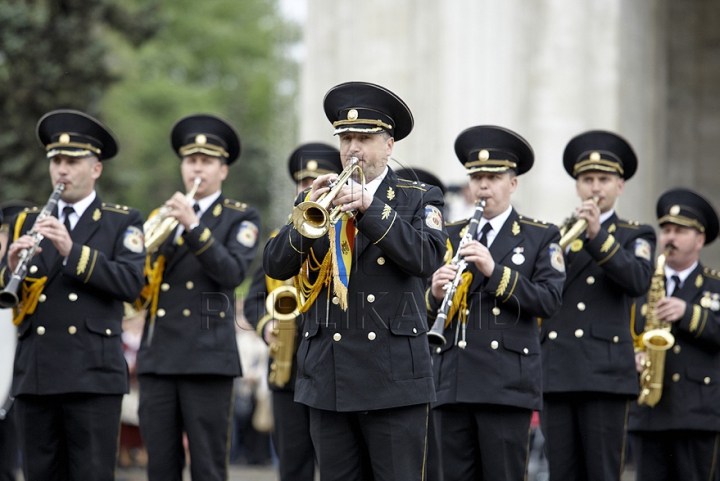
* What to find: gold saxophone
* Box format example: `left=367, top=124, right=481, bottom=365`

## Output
left=266, top=283, right=300, bottom=388
left=637, top=245, right=676, bottom=407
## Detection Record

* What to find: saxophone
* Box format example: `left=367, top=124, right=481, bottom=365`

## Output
left=637, top=245, right=675, bottom=407
left=266, top=283, right=300, bottom=388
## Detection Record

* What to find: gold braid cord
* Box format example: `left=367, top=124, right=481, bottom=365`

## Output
left=294, top=247, right=333, bottom=313
left=135, top=255, right=166, bottom=317
left=12, top=276, right=48, bottom=326
left=446, top=271, right=474, bottom=328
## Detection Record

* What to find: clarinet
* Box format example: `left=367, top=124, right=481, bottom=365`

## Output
left=427, top=198, right=487, bottom=347
left=0, top=183, right=65, bottom=309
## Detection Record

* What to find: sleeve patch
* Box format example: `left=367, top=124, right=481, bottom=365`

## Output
left=237, top=221, right=259, bottom=247
left=634, top=238, right=651, bottom=261
left=549, top=243, right=565, bottom=273
left=123, top=226, right=145, bottom=253
left=425, top=205, right=443, bottom=231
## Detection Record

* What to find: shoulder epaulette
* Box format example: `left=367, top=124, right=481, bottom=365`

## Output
left=396, top=181, right=428, bottom=191
left=518, top=216, right=550, bottom=229
left=397, top=177, right=413, bottom=183
left=446, top=219, right=468, bottom=227
left=618, top=220, right=643, bottom=229
left=101, top=203, right=131, bottom=214
left=23, top=207, right=41, bottom=214
left=703, top=267, right=720, bottom=281
left=223, top=198, right=248, bottom=211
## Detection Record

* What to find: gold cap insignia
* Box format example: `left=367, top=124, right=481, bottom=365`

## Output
left=307, top=160, right=318, bottom=171
left=195, top=134, right=207, bottom=145
left=479, top=149, right=490, bottom=161
left=348, top=109, right=358, bottom=120
left=59, top=133, right=71, bottom=144
left=590, top=152, right=601, bottom=161
left=670, top=205, right=681, bottom=216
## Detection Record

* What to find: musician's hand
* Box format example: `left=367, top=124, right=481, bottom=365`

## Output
left=431, top=264, right=459, bottom=302
left=333, top=183, right=373, bottom=214
left=308, top=174, right=337, bottom=202
left=263, top=319, right=278, bottom=345
left=635, top=351, right=647, bottom=373
left=654, top=296, right=686, bottom=323
left=34, top=216, right=73, bottom=257
left=577, top=198, right=601, bottom=240
left=6, top=235, right=41, bottom=272
left=459, top=240, right=495, bottom=277
left=165, top=192, right=199, bottom=230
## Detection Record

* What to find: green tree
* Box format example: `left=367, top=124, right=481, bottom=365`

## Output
left=0, top=0, right=160, bottom=202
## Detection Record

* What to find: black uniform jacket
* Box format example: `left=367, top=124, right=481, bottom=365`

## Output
left=630, top=264, right=720, bottom=432
left=0, top=197, right=146, bottom=395
left=427, top=209, right=565, bottom=411
left=263, top=169, right=448, bottom=412
left=541, top=214, right=656, bottom=396
left=137, top=195, right=260, bottom=377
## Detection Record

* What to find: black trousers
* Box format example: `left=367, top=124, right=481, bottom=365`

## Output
left=272, top=390, right=316, bottom=481
left=426, top=408, right=444, bottom=481
left=541, top=392, right=630, bottom=481
left=436, top=403, right=533, bottom=481
left=15, top=393, right=122, bottom=481
left=309, top=403, right=429, bottom=481
left=138, top=374, right=234, bottom=481
left=0, top=408, right=18, bottom=481
left=632, top=430, right=720, bottom=481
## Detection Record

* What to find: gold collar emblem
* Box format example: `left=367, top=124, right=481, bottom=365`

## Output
left=386, top=187, right=395, bottom=201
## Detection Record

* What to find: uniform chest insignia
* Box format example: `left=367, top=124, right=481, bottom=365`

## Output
left=634, top=238, right=652, bottom=261
left=236, top=221, right=258, bottom=247
left=424, top=205, right=443, bottom=230
left=123, top=226, right=144, bottom=253
left=213, top=204, right=222, bottom=217
left=92, top=208, right=101, bottom=221
left=600, top=235, right=615, bottom=253
left=696, top=274, right=704, bottom=288
left=571, top=238, right=584, bottom=252
left=608, top=224, right=617, bottom=234
left=386, top=187, right=395, bottom=201
left=713, top=293, right=720, bottom=312
left=701, top=292, right=712, bottom=309
left=549, top=243, right=565, bottom=273
left=511, top=247, right=525, bottom=265
left=512, top=221, right=520, bottom=236
left=382, top=204, right=392, bottom=220
left=199, top=227, right=212, bottom=243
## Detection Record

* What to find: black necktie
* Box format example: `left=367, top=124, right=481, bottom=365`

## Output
left=478, top=223, right=493, bottom=247
left=63, top=206, right=75, bottom=232
left=193, top=203, right=200, bottom=214
left=670, top=275, right=681, bottom=297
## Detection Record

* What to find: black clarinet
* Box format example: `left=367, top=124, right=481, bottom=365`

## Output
left=0, top=183, right=65, bottom=308
left=427, top=198, right=487, bottom=347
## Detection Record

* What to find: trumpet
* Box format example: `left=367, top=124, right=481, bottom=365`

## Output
left=291, top=157, right=365, bottom=239
left=559, top=196, right=599, bottom=250
left=0, top=183, right=65, bottom=308
left=144, top=177, right=201, bottom=253
left=266, top=284, right=300, bottom=388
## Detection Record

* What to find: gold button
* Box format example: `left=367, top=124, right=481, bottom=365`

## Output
left=68, top=293, right=78, bottom=302
left=29, top=265, right=38, bottom=274
left=105, top=329, right=112, bottom=336
left=161, top=283, right=170, bottom=292
left=304, top=332, right=309, bottom=338
left=672, top=373, right=680, bottom=382
left=523, top=348, right=529, bottom=355
left=577, top=302, right=586, bottom=311
left=436, top=347, right=441, bottom=354
left=332, top=297, right=339, bottom=305
left=490, top=340, right=499, bottom=349
left=183, top=309, right=191, bottom=317
left=673, top=345, right=681, bottom=354
left=412, top=328, right=417, bottom=334
left=219, top=312, right=226, bottom=318
left=575, top=329, right=584, bottom=338
left=548, top=331, right=558, bottom=340
left=37, top=326, right=46, bottom=335
left=333, top=333, right=342, bottom=342
left=368, top=332, right=376, bottom=341
left=186, top=281, right=194, bottom=290
left=157, top=309, right=166, bottom=317
left=704, top=377, right=711, bottom=385
left=377, top=257, right=385, bottom=265
left=492, top=307, right=500, bottom=316
left=68, top=326, right=77, bottom=335
left=586, top=276, right=595, bottom=285
left=613, top=336, right=619, bottom=343
left=39, top=294, right=47, bottom=303
left=367, top=294, right=375, bottom=303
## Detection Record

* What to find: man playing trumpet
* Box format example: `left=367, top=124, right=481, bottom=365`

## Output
left=135, top=114, right=260, bottom=481
left=263, top=81, right=447, bottom=481
left=540, top=131, right=656, bottom=481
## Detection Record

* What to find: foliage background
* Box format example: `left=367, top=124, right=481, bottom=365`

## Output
left=0, top=0, right=300, bottom=238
